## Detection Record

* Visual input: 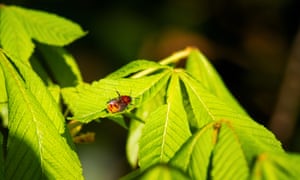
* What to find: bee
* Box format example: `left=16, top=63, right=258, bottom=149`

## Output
left=107, top=92, right=132, bottom=113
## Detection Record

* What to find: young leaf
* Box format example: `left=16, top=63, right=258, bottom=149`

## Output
left=170, top=121, right=249, bottom=179
left=186, top=49, right=247, bottom=115
left=36, top=44, right=83, bottom=87
left=139, top=73, right=191, bottom=169
left=0, top=5, right=34, bottom=61
left=126, top=120, right=144, bottom=167
left=106, top=60, right=168, bottom=79
left=126, top=87, right=166, bottom=168
left=9, top=5, right=86, bottom=46
left=140, top=165, right=190, bottom=180
left=251, top=152, right=300, bottom=180
left=210, top=122, right=249, bottom=179
left=170, top=123, right=215, bottom=180
left=179, top=71, right=283, bottom=164
left=0, top=52, right=83, bottom=179
left=6, top=53, right=65, bottom=134
left=62, top=70, right=171, bottom=122
left=179, top=71, right=216, bottom=128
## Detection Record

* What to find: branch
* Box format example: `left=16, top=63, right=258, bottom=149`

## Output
left=269, top=26, right=300, bottom=147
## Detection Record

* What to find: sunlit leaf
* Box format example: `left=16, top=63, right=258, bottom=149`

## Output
left=9, top=5, right=86, bottom=46
left=0, top=66, right=8, bottom=126
left=179, top=71, right=283, bottom=164
left=126, top=120, right=144, bottom=167
left=186, top=49, right=247, bottom=115
left=126, top=88, right=166, bottom=168
left=139, top=164, right=190, bottom=180
left=251, top=152, right=300, bottom=180
left=62, top=70, right=171, bottom=122
left=106, top=60, right=168, bottom=79
left=0, top=51, right=83, bottom=179
left=171, top=121, right=249, bottom=179
left=48, top=85, right=61, bottom=104
left=170, top=123, right=215, bottom=180
left=7, top=53, right=65, bottom=134
left=210, top=122, right=249, bottom=179
left=120, top=164, right=189, bottom=180
left=139, top=73, right=191, bottom=169
left=0, top=5, right=34, bottom=61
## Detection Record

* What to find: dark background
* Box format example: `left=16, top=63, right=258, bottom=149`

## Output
left=3, top=0, right=300, bottom=179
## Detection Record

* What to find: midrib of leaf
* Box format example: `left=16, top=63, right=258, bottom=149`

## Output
left=0, top=52, right=83, bottom=179
left=1, top=52, right=46, bottom=178
left=179, top=71, right=216, bottom=127
left=161, top=73, right=191, bottom=162
left=8, top=53, right=65, bottom=134
left=160, top=100, right=171, bottom=162
left=185, top=75, right=215, bottom=121
left=139, top=72, right=191, bottom=169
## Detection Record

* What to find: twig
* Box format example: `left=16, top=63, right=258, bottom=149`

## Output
left=269, top=26, right=300, bottom=147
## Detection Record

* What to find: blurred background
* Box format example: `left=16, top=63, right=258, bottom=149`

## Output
left=4, top=0, right=300, bottom=179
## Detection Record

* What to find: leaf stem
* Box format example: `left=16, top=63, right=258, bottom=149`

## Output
left=131, top=47, right=195, bottom=78
left=159, top=46, right=194, bottom=65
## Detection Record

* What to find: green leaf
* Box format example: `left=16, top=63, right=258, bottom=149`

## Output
left=170, top=123, right=215, bottom=180
left=139, top=73, right=191, bottom=169
left=186, top=49, right=247, bottom=115
left=126, top=120, right=144, bottom=167
left=0, top=132, right=4, bottom=179
left=179, top=71, right=283, bottom=164
left=179, top=72, right=216, bottom=128
left=251, top=152, right=300, bottom=180
left=30, top=55, right=53, bottom=86
left=0, top=65, right=6, bottom=102
left=9, top=5, right=86, bottom=46
left=62, top=70, right=171, bottom=122
left=7, top=54, right=65, bottom=134
left=0, top=103, right=8, bottom=128
left=48, top=85, right=61, bottom=104
left=0, top=5, right=34, bottom=61
left=36, top=44, right=83, bottom=87
left=170, top=121, right=249, bottom=180
left=126, top=88, right=166, bottom=168
left=140, top=164, right=190, bottom=180
left=107, top=114, right=128, bottom=129
left=0, top=65, right=8, bottom=127
left=106, top=60, right=167, bottom=79
left=0, top=51, right=83, bottom=179
left=120, top=164, right=189, bottom=180
left=30, top=56, right=62, bottom=103
left=210, top=122, right=249, bottom=179
left=6, top=52, right=75, bottom=149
